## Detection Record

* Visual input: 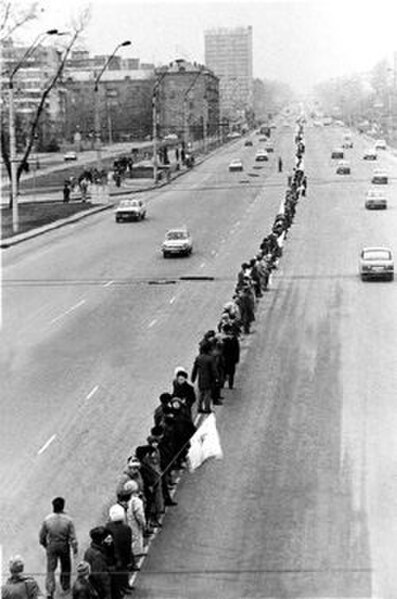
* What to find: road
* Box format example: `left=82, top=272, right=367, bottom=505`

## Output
left=3, top=122, right=397, bottom=598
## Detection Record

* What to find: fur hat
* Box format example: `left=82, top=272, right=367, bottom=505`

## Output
left=174, top=366, right=188, bottom=379
left=76, top=561, right=91, bottom=577
left=90, top=526, right=108, bottom=544
left=9, top=556, right=24, bottom=574
left=109, top=504, right=126, bottom=522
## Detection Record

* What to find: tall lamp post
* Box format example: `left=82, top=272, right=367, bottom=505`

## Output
left=152, top=71, right=168, bottom=184
left=9, top=28, right=58, bottom=233
left=94, top=40, right=131, bottom=170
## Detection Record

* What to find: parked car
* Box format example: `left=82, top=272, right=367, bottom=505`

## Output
left=162, top=228, right=193, bottom=257
left=371, top=169, right=388, bottom=184
left=331, top=148, right=344, bottom=159
left=365, top=189, right=387, bottom=210
left=265, top=142, right=274, bottom=153
left=244, top=139, right=253, bottom=147
left=363, top=149, right=377, bottom=160
left=374, top=139, right=387, bottom=150
left=359, top=247, right=394, bottom=281
left=336, top=160, right=351, bottom=175
left=64, top=151, right=77, bottom=161
left=228, top=158, right=243, bottom=172
left=115, top=199, right=146, bottom=222
left=342, top=134, right=353, bottom=148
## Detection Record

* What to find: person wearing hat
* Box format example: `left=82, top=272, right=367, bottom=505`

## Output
left=1, top=556, right=41, bottom=599
left=39, top=497, right=78, bottom=598
left=220, top=324, right=240, bottom=389
left=136, top=445, right=164, bottom=531
left=172, top=367, right=196, bottom=418
left=116, top=456, right=144, bottom=498
left=84, top=527, right=113, bottom=599
left=153, top=392, right=173, bottom=428
left=72, top=561, right=98, bottom=599
left=106, top=505, right=134, bottom=596
left=124, top=480, right=146, bottom=557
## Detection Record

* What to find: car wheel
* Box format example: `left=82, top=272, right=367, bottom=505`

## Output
left=389, top=274, right=394, bottom=281
left=163, top=252, right=168, bottom=258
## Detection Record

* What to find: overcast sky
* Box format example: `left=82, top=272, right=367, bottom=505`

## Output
left=18, top=0, right=397, bottom=93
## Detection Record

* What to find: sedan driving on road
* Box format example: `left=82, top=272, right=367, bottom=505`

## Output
left=359, top=247, right=394, bottom=281
left=331, top=148, right=344, bottom=159
left=228, top=159, right=243, bottom=172
left=336, top=160, right=351, bottom=175
left=363, top=149, right=377, bottom=160
left=374, top=139, right=387, bottom=150
left=365, top=190, right=387, bottom=210
left=371, top=169, right=388, bottom=184
left=244, top=140, right=253, bottom=147
left=342, top=134, right=353, bottom=148
left=115, top=199, right=146, bottom=222
left=64, top=151, right=77, bottom=161
left=162, top=228, right=193, bottom=258
left=255, top=149, right=269, bottom=162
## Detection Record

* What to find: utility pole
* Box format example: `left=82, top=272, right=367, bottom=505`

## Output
left=152, top=87, right=158, bottom=183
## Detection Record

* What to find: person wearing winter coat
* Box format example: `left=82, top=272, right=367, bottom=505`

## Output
left=191, top=341, right=219, bottom=413
left=1, top=556, right=41, bottom=599
left=72, top=562, right=99, bottom=599
left=124, top=480, right=146, bottom=557
left=84, top=527, right=112, bottom=599
left=135, top=445, right=164, bottom=530
left=106, top=505, right=134, bottom=598
left=153, top=392, right=173, bottom=428
left=116, top=457, right=144, bottom=498
left=221, top=324, right=240, bottom=389
left=172, top=368, right=196, bottom=419
left=237, top=284, right=256, bottom=334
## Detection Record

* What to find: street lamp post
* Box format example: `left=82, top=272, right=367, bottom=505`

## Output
left=8, top=28, right=58, bottom=233
left=94, top=40, right=131, bottom=170
left=152, top=71, right=168, bottom=184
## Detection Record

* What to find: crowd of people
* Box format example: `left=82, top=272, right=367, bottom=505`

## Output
left=2, top=120, right=307, bottom=599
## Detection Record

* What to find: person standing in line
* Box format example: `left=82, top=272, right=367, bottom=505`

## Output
left=1, top=556, right=41, bottom=599
left=72, top=561, right=99, bottom=599
left=191, top=341, right=218, bottom=413
left=124, top=480, right=147, bottom=557
left=106, top=505, right=134, bottom=597
left=84, top=527, right=112, bottom=599
left=39, top=496, right=78, bottom=599
left=221, top=324, right=240, bottom=389
left=278, top=156, right=283, bottom=172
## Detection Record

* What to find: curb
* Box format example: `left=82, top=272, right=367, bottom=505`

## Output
left=0, top=203, right=115, bottom=248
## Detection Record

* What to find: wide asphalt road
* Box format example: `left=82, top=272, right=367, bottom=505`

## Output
left=131, top=126, right=397, bottom=598
left=0, top=128, right=292, bottom=583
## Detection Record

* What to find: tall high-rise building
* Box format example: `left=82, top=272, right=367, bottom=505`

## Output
left=204, top=26, right=253, bottom=123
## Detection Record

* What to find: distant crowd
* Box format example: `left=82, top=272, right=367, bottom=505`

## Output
left=2, top=119, right=307, bottom=599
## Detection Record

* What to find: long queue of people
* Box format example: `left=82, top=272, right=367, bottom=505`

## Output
left=2, top=121, right=307, bottom=599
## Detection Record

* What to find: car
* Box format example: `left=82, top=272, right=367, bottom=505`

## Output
left=331, top=148, right=344, bottom=159
left=363, top=149, right=377, bottom=160
left=359, top=247, right=394, bottom=281
left=374, top=139, right=387, bottom=150
left=162, top=228, right=193, bottom=258
left=365, top=190, right=387, bottom=210
left=342, top=135, right=353, bottom=148
left=63, top=151, right=77, bottom=161
left=228, top=158, right=243, bottom=172
left=227, top=131, right=241, bottom=139
left=265, top=142, right=274, bottom=153
left=371, top=169, right=388, bottom=184
left=244, top=139, right=253, bottom=147
left=115, top=199, right=146, bottom=222
left=163, top=133, right=179, bottom=141
left=336, top=160, right=351, bottom=175
left=255, top=149, right=268, bottom=162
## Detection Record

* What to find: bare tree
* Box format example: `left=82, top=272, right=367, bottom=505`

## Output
left=1, top=6, right=91, bottom=194
left=0, top=0, right=40, bottom=41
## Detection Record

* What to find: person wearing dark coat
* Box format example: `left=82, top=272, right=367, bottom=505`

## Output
left=106, top=506, right=134, bottom=598
left=135, top=445, right=164, bottom=530
left=172, top=367, right=196, bottom=419
left=1, top=556, right=41, bottom=599
left=84, top=527, right=112, bottom=599
left=169, top=398, right=196, bottom=466
left=153, top=392, right=173, bottom=428
left=191, top=341, right=218, bottom=413
left=237, top=285, right=256, bottom=334
left=221, top=324, right=240, bottom=389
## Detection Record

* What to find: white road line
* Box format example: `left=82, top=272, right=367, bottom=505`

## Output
left=235, top=220, right=241, bottom=226
left=211, top=250, right=216, bottom=255
left=200, top=262, right=205, bottom=268
left=50, top=299, right=86, bottom=324
left=37, top=434, right=56, bottom=455
left=104, top=280, right=114, bottom=288
left=170, top=296, right=176, bottom=304
left=86, top=385, right=99, bottom=400
left=148, top=319, right=157, bottom=328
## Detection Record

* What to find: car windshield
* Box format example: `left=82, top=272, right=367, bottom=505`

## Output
left=167, top=231, right=187, bottom=240
left=120, top=200, right=138, bottom=207
left=367, top=191, right=382, bottom=198
left=363, top=250, right=391, bottom=261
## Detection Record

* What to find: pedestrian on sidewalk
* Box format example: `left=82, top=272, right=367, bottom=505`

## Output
left=278, top=156, right=283, bottom=172
left=191, top=341, right=218, bottom=413
left=63, top=180, right=71, bottom=203
left=1, top=556, right=41, bottom=599
left=84, top=527, right=112, bottom=599
left=39, top=496, right=78, bottom=599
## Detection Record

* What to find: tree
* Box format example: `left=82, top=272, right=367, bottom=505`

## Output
left=0, top=0, right=39, bottom=41
left=1, top=7, right=91, bottom=197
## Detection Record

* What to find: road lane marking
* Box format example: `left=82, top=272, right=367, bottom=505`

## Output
left=37, top=434, right=56, bottom=455
left=235, top=220, right=241, bottom=226
left=50, top=299, right=86, bottom=324
left=211, top=250, right=216, bottom=255
left=86, top=385, right=99, bottom=400
left=200, top=262, right=205, bottom=268
left=104, top=280, right=114, bottom=287
left=170, top=296, right=176, bottom=304
left=148, top=319, right=157, bottom=328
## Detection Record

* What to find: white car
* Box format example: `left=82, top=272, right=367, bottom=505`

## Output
left=371, top=169, right=388, bottom=184
left=162, top=228, right=193, bottom=258
left=255, top=149, right=269, bottom=162
left=360, top=247, right=394, bottom=281
left=365, top=189, right=387, bottom=210
left=342, top=135, right=353, bottom=148
left=64, top=151, right=77, bottom=161
left=374, top=139, right=387, bottom=150
left=228, top=159, right=243, bottom=172
left=363, top=149, right=377, bottom=160
left=115, top=199, right=146, bottom=222
left=336, top=160, right=351, bottom=175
